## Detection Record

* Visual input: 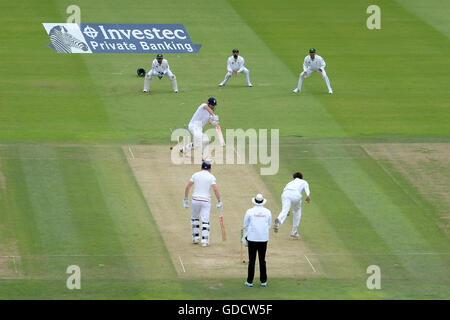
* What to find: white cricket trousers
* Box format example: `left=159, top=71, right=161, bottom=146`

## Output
left=191, top=199, right=211, bottom=245
left=182, top=123, right=210, bottom=159
left=296, top=68, right=332, bottom=93
left=221, top=68, right=251, bottom=86
left=276, top=190, right=302, bottom=234
left=143, top=69, right=178, bottom=92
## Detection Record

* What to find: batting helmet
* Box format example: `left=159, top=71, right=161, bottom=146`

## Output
left=208, top=97, right=217, bottom=106
left=137, top=68, right=146, bottom=77
left=202, top=161, right=211, bottom=169
left=156, top=54, right=163, bottom=59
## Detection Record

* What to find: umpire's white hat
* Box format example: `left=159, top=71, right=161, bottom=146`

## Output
left=252, top=193, right=267, bottom=206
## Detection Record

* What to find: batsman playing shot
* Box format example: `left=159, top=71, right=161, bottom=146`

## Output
left=273, top=172, right=311, bottom=239
left=183, top=161, right=223, bottom=247
left=293, top=48, right=333, bottom=94
left=143, top=53, right=178, bottom=93
left=179, top=97, right=220, bottom=161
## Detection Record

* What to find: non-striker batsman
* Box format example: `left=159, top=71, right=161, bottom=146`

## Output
left=183, top=161, right=223, bottom=247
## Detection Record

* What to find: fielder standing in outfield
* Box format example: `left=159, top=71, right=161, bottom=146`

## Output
left=143, top=53, right=178, bottom=93
left=183, top=161, right=223, bottom=247
left=243, top=194, right=271, bottom=287
left=273, top=172, right=311, bottom=238
left=219, top=49, right=252, bottom=87
left=293, top=48, right=333, bottom=94
left=179, top=97, right=219, bottom=160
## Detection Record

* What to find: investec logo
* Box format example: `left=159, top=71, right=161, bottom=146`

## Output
left=42, top=23, right=201, bottom=54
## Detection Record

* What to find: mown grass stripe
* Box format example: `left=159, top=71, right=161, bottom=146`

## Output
left=18, top=145, right=81, bottom=254
left=261, top=141, right=406, bottom=279
left=56, top=147, right=125, bottom=255
left=0, top=146, right=44, bottom=275
left=314, top=144, right=449, bottom=278
left=89, top=146, right=176, bottom=279
left=395, top=0, right=450, bottom=38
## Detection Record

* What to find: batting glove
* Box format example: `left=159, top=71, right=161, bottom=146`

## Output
left=182, top=198, right=189, bottom=208
left=212, top=115, right=219, bottom=122
left=216, top=200, right=223, bottom=210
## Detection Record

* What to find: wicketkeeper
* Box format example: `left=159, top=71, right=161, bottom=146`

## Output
left=143, top=54, right=178, bottom=93
left=183, top=161, right=223, bottom=247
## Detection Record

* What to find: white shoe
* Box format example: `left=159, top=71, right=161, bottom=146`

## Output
left=328, top=91, right=333, bottom=94
left=273, top=218, right=280, bottom=233
left=202, top=242, right=209, bottom=247
left=174, top=90, right=178, bottom=93
left=293, top=88, right=299, bottom=93
left=218, top=83, right=224, bottom=87
left=290, top=231, right=300, bottom=239
left=193, top=238, right=200, bottom=244
left=248, top=83, right=253, bottom=87
left=143, top=89, right=148, bottom=93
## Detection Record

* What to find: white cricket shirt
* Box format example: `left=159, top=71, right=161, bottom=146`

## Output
left=303, top=54, right=326, bottom=72
left=227, top=56, right=245, bottom=72
left=151, top=58, right=170, bottom=74
left=190, top=170, right=217, bottom=202
left=244, top=205, right=272, bottom=242
left=189, top=103, right=212, bottom=128
left=283, top=178, right=310, bottom=198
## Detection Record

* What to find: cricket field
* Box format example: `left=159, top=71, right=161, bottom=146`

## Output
left=0, top=0, right=449, bottom=299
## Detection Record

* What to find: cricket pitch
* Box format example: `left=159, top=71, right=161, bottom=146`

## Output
left=124, top=145, right=320, bottom=279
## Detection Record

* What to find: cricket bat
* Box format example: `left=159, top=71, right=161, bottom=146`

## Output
left=219, top=212, right=226, bottom=241
left=240, top=228, right=244, bottom=263
left=216, top=124, right=225, bottom=147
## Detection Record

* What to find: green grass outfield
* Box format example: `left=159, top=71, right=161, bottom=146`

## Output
left=0, top=0, right=449, bottom=299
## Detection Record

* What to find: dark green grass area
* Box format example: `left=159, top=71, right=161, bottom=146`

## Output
left=228, top=0, right=450, bottom=137
left=0, top=1, right=116, bottom=143
left=1, top=0, right=449, bottom=143
left=0, top=145, right=175, bottom=282
left=260, top=137, right=449, bottom=294
left=0, top=277, right=448, bottom=300
left=0, top=140, right=448, bottom=299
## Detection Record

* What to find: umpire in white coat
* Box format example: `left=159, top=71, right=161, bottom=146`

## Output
left=243, top=194, right=272, bottom=287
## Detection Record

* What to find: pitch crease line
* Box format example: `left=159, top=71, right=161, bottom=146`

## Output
left=2, top=252, right=448, bottom=258
left=304, top=254, right=317, bottom=273
left=128, top=146, right=135, bottom=159
left=178, top=255, right=186, bottom=273
left=12, top=256, right=18, bottom=274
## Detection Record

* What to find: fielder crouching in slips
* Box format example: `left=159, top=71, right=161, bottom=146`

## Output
left=183, top=161, right=223, bottom=247
left=242, top=194, right=272, bottom=287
